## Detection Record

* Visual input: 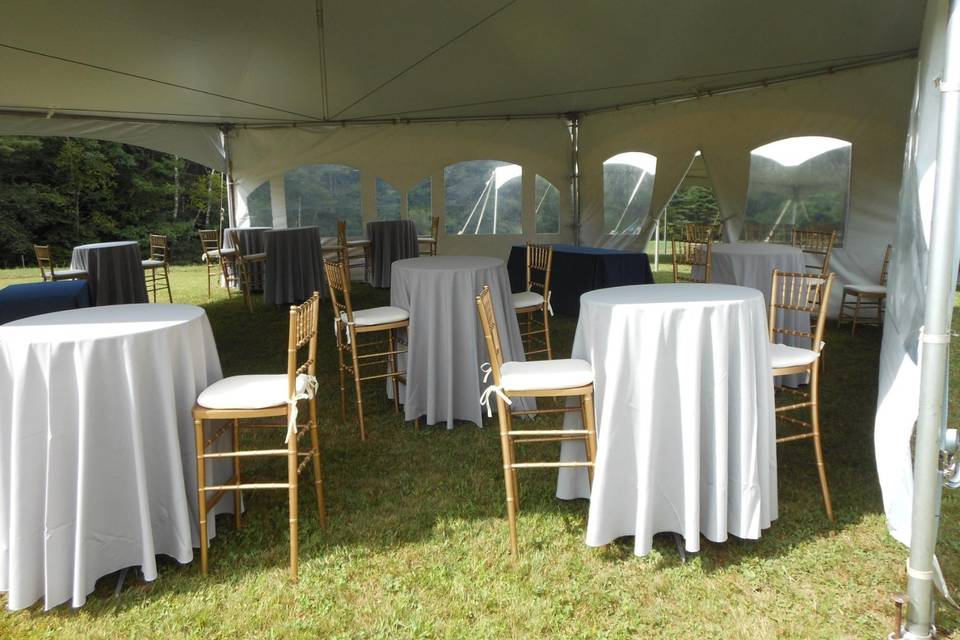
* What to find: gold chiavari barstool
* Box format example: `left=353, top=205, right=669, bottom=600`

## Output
left=418, top=216, right=440, bottom=256
left=323, top=259, right=409, bottom=441
left=671, top=238, right=713, bottom=283
left=769, top=269, right=836, bottom=520
left=837, top=244, right=892, bottom=335
left=191, top=292, right=326, bottom=581
left=229, top=229, right=267, bottom=312
left=475, top=285, right=597, bottom=556
left=683, top=222, right=720, bottom=243
left=335, top=219, right=371, bottom=282
left=198, top=229, right=236, bottom=298
left=33, top=244, right=87, bottom=282
left=142, top=234, right=173, bottom=303
left=511, top=242, right=554, bottom=360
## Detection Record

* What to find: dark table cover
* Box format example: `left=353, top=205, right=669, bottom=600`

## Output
left=70, top=240, right=148, bottom=306
left=264, top=226, right=325, bottom=305
left=0, top=280, right=91, bottom=324
left=507, top=243, right=654, bottom=316
left=222, top=227, right=268, bottom=292
left=367, top=220, right=419, bottom=288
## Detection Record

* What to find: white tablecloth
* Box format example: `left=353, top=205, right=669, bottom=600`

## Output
left=557, top=284, right=777, bottom=556
left=0, top=304, right=233, bottom=610
left=390, top=256, right=532, bottom=428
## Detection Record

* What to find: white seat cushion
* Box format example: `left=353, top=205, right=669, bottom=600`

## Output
left=205, top=248, right=235, bottom=259
left=418, top=236, right=436, bottom=243
left=347, top=239, right=370, bottom=247
left=141, top=259, right=164, bottom=268
left=242, top=252, right=267, bottom=261
left=197, top=374, right=310, bottom=410
left=844, top=284, right=886, bottom=295
left=341, top=306, right=409, bottom=327
left=512, top=291, right=545, bottom=309
left=54, top=269, right=87, bottom=278
left=770, top=343, right=819, bottom=370
left=500, top=359, right=593, bottom=392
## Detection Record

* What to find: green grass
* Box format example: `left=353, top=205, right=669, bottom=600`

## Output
left=1, top=264, right=959, bottom=638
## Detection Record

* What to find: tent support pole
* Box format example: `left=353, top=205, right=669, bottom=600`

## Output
left=907, top=1, right=960, bottom=637
left=568, top=113, right=581, bottom=246
left=221, top=125, right=237, bottom=229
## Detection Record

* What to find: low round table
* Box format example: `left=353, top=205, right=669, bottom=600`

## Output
left=366, top=220, right=419, bottom=288
left=557, top=284, right=777, bottom=556
left=264, top=226, right=325, bottom=305
left=0, top=304, right=235, bottom=610
left=222, top=227, right=269, bottom=291
left=390, top=256, right=532, bottom=428
left=70, top=240, right=148, bottom=305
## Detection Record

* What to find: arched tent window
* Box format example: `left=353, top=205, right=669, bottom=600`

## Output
left=661, top=151, right=721, bottom=237
left=535, top=175, right=561, bottom=234
left=407, top=177, right=432, bottom=233
left=283, top=164, right=361, bottom=236
left=376, top=178, right=401, bottom=220
left=445, top=160, right=521, bottom=235
left=603, top=152, right=657, bottom=235
left=247, top=181, right=272, bottom=227
left=744, top=136, right=852, bottom=243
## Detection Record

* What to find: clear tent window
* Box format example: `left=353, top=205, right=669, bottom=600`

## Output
left=744, top=137, right=852, bottom=244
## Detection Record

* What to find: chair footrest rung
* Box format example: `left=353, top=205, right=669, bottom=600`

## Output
left=203, top=482, right=290, bottom=491
left=202, top=449, right=312, bottom=459
left=777, top=432, right=815, bottom=443
left=509, top=429, right=589, bottom=436
left=511, top=461, right=593, bottom=469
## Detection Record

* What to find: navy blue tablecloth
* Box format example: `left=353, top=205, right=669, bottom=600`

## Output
left=507, top=244, right=654, bottom=316
left=0, top=280, right=92, bottom=324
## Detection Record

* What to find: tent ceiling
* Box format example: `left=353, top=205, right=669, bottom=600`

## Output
left=0, top=0, right=924, bottom=125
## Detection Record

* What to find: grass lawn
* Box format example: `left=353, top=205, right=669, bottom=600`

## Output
left=1, top=263, right=960, bottom=638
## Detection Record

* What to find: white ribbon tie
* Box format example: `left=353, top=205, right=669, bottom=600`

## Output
left=479, top=362, right=511, bottom=417
left=286, top=375, right=319, bottom=443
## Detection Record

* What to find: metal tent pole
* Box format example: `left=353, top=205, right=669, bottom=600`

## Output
left=569, top=114, right=582, bottom=246
left=907, top=1, right=960, bottom=637
left=221, top=125, right=237, bottom=229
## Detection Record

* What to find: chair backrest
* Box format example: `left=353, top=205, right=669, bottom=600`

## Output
left=475, top=285, right=505, bottom=387
left=337, top=220, right=347, bottom=246
left=149, top=234, right=169, bottom=262
left=198, top=229, right=220, bottom=254
left=769, top=270, right=835, bottom=354
left=229, top=229, right=248, bottom=261
left=431, top=215, right=440, bottom=241
left=684, top=223, right=719, bottom=243
left=880, top=244, right=893, bottom=285
left=525, top=242, right=553, bottom=298
left=286, top=291, right=321, bottom=397
left=671, top=239, right=712, bottom=283
left=34, top=244, right=53, bottom=281
left=322, top=258, right=355, bottom=325
left=791, top=229, right=836, bottom=274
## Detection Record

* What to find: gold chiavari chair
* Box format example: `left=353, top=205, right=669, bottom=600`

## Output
left=475, top=285, right=597, bottom=556
left=769, top=269, right=836, bottom=520
left=791, top=229, right=837, bottom=275
left=671, top=238, right=713, bottom=283
left=684, top=222, right=720, bottom=243
left=198, top=229, right=236, bottom=299
left=229, top=229, right=267, bottom=312
left=511, top=242, right=554, bottom=360
left=142, top=234, right=173, bottom=303
left=33, top=244, right=87, bottom=282
left=837, top=244, right=892, bottom=335
left=323, top=259, right=409, bottom=441
left=418, top=216, right=440, bottom=256
left=335, top=219, right=371, bottom=282
left=192, top=292, right=325, bottom=582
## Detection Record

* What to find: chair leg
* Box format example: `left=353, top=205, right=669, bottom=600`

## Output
left=506, top=409, right=519, bottom=512
left=308, top=395, right=326, bottom=529
left=287, top=410, right=299, bottom=583
left=542, top=305, right=553, bottom=360
left=497, top=399, right=520, bottom=556
left=582, top=390, right=597, bottom=486
left=389, top=329, right=400, bottom=414
left=852, top=294, right=862, bottom=336
left=809, top=365, right=833, bottom=520
left=194, top=416, right=209, bottom=575
left=206, top=260, right=213, bottom=299
left=837, top=291, right=847, bottom=328
left=164, top=264, right=172, bottom=303
left=233, top=419, right=242, bottom=530
left=337, top=343, right=348, bottom=422
left=350, top=330, right=366, bottom=440
left=221, top=258, right=233, bottom=299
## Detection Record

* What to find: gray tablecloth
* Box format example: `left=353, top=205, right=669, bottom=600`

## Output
left=264, top=226, right=325, bottom=305
left=222, top=227, right=268, bottom=292
left=70, top=240, right=148, bottom=306
left=391, top=256, right=532, bottom=428
left=367, top=220, right=419, bottom=288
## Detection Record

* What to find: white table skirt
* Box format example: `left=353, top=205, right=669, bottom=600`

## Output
left=0, top=304, right=234, bottom=610
left=390, top=256, right=532, bottom=428
left=557, top=284, right=777, bottom=556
